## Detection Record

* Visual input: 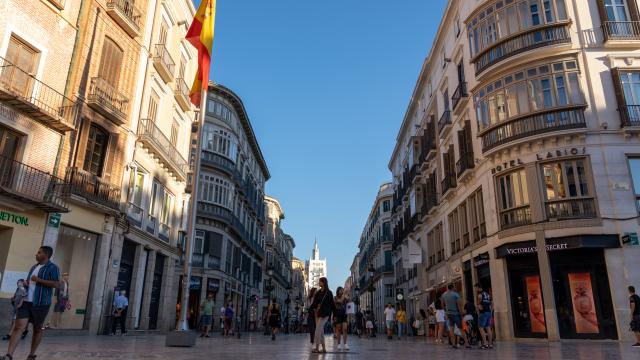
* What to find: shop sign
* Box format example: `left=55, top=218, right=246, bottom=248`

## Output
left=207, top=278, right=220, bottom=292
left=0, top=211, right=29, bottom=226
left=491, top=159, right=524, bottom=174
left=536, top=147, right=586, bottom=161
left=75, top=309, right=86, bottom=315
left=506, top=243, right=569, bottom=256
left=474, top=253, right=490, bottom=267
left=47, top=213, right=61, bottom=228
left=622, top=233, right=639, bottom=246
left=190, top=276, right=201, bottom=290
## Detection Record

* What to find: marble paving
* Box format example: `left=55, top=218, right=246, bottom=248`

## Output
left=0, top=332, right=638, bottom=359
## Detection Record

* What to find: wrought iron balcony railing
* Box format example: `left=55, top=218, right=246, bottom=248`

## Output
left=451, top=82, right=468, bottom=111
left=603, top=21, right=640, bottom=41
left=0, top=155, right=68, bottom=212
left=174, top=77, right=191, bottom=111
left=620, top=104, right=640, bottom=127
left=138, top=118, right=188, bottom=180
left=87, top=77, right=129, bottom=125
left=65, top=167, right=121, bottom=210
left=456, top=151, right=475, bottom=178
left=0, top=56, right=77, bottom=131
left=106, top=0, right=142, bottom=37
left=438, top=110, right=451, bottom=136
left=500, top=205, right=532, bottom=230
left=153, top=44, right=175, bottom=83
left=545, top=198, right=597, bottom=220
left=441, top=173, right=456, bottom=196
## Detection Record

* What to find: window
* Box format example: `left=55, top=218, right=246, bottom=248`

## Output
left=0, top=125, right=21, bottom=161
left=627, top=157, right=640, bottom=212
left=160, top=190, right=173, bottom=226
left=148, top=92, right=159, bottom=121
left=194, top=230, right=205, bottom=254
left=4, top=36, right=39, bottom=97
left=202, top=123, right=238, bottom=161
left=98, top=37, right=123, bottom=86
left=409, top=189, right=416, bottom=216
left=448, top=209, right=461, bottom=255
left=199, top=172, right=235, bottom=209
left=496, top=169, right=531, bottom=229
left=427, top=222, right=444, bottom=267
left=383, top=200, right=391, bottom=212
left=149, top=180, right=161, bottom=220
left=605, top=0, right=630, bottom=22
left=620, top=71, right=640, bottom=105
left=171, top=120, right=179, bottom=145
left=541, top=159, right=596, bottom=219
left=128, top=167, right=145, bottom=210
left=83, top=124, right=109, bottom=176
left=159, top=20, right=169, bottom=44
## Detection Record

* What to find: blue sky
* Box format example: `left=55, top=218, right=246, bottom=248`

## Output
left=194, top=0, right=445, bottom=287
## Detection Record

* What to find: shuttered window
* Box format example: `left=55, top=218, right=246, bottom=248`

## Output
left=98, top=37, right=123, bottom=86
left=148, top=92, right=159, bottom=121
left=4, top=36, right=38, bottom=96
left=83, top=124, right=109, bottom=176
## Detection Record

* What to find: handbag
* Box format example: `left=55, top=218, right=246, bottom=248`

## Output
left=314, top=291, right=328, bottom=319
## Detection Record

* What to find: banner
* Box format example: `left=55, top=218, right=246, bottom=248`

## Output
left=568, top=272, right=599, bottom=334
left=401, top=243, right=411, bottom=269
left=408, top=237, right=422, bottom=264
left=525, top=276, right=546, bottom=333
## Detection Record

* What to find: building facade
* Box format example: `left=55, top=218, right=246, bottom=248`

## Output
left=353, top=183, right=394, bottom=331
left=389, top=0, right=640, bottom=341
left=306, top=240, right=327, bottom=291
left=189, top=83, right=269, bottom=331
left=291, top=257, right=307, bottom=310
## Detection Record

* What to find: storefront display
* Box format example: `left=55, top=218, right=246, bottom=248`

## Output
left=568, top=273, right=598, bottom=334
left=525, top=276, right=546, bottom=334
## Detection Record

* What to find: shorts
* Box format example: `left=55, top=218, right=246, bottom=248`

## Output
left=366, top=321, right=373, bottom=329
left=478, top=312, right=492, bottom=328
left=224, top=318, right=232, bottom=330
left=631, top=315, right=640, bottom=332
left=269, top=315, right=281, bottom=328
left=447, top=314, right=462, bottom=329
left=16, top=302, right=50, bottom=327
left=386, top=320, right=394, bottom=329
left=201, top=315, right=213, bottom=326
left=435, top=309, right=445, bottom=323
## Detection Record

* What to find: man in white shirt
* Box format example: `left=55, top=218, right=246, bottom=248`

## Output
left=383, top=304, right=396, bottom=340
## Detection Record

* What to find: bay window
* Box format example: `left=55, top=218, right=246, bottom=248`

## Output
left=202, top=123, right=238, bottom=162
left=199, top=172, right=235, bottom=209
left=541, top=159, right=597, bottom=219
left=496, top=169, right=531, bottom=229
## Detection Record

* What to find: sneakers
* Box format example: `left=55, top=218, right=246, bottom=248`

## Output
left=337, top=344, right=343, bottom=351
left=632, top=343, right=640, bottom=347
left=343, top=344, right=350, bottom=351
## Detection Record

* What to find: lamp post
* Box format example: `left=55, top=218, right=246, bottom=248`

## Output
left=367, top=265, right=376, bottom=334
left=264, top=266, right=274, bottom=335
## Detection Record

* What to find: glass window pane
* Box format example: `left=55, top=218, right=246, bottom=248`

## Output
left=564, top=162, right=577, bottom=197
left=543, top=165, right=556, bottom=200
left=576, top=160, right=589, bottom=196
left=629, top=158, right=640, bottom=196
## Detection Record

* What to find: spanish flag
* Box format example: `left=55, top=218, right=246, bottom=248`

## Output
left=186, top=0, right=216, bottom=106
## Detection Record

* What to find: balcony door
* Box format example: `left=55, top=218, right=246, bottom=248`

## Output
left=0, top=125, right=21, bottom=189
left=3, top=36, right=38, bottom=97
left=605, top=0, right=630, bottom=22
left=83, top=124, right=109, bottom=177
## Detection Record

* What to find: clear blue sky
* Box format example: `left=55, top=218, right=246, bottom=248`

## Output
left=193, top=0, right=446, bottom=287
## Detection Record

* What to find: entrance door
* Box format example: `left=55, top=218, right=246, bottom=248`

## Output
left=117, top=240, right=137, bottom=297
left=148, top=254, right=164, bottom=330
left=188, top=277, right=201, bottom=329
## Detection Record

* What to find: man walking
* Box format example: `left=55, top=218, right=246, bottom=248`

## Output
left=224, top=303, right=234, bottom=336
left=476, top=283, right=493, bottom=349
left=384, top=304, right=396, bottom=340
left=111, top=290, right=129, bottom=335
left=442, top=284, right=467, bottom=349
left=629, top=286, right=640, bottom=347
left=1, top=246, right=60, bottom=360
left=200, top=292, right=215, bottom=338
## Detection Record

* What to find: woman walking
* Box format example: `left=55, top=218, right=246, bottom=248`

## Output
left=267, top=299, right=281, bottom=341
left=434, top=293, right=446, bottom=344
left=396, top=305, right=407, bottom=339
left=333, top=287, right=349, bottom=351
left=306, top=288, right=317, bottom=350
left=310, top=277, right=336, bottom=354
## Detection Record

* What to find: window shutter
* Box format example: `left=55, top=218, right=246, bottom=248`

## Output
left=448, top=145, right=456, bottom=176
left=457, top=129, right=467, bottom=156
left=98, top=37, right=124, bottom=87
left=102, top=132, right=120, bottom=182
left=595, top=0, right=608, bottom=26
left=611, top=68, right=626, bottom=110
left=629, top=0, right=640, bottom=22
left=465, top=120, right=474, bottom=155
left=443, top=151, right=449, bottom=178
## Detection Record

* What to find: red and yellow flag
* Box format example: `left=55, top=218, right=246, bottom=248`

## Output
left=185, top=0, right=216, bottom=106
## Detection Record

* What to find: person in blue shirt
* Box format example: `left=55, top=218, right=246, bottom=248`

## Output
left=1, top=246, right=60, bottom=360
left=111, top=290, right=129, bottom=335
left=224, top=304, right=234, bottom=336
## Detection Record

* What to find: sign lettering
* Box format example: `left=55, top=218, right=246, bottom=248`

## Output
left=505, top=243, right=569, bottom=255
left=536, top=147, right=586, bottom=161
left=0, top=211, right=29, bottom=226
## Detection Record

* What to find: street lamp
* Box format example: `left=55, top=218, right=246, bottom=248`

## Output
left=368, top=265, right=375, bottom=312
left=264, top=265, right=274, bottom=336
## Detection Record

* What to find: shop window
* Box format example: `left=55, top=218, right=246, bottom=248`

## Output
left=541, top=159, right=597, bottom=220
left=496, top=169, right=531, bottom=229
left=83, top=124, right=109, bottom=177
left=3, top=36, right=39, bottom=97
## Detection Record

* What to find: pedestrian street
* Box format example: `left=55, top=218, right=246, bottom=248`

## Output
left=7, top=333, right=637, bottom=360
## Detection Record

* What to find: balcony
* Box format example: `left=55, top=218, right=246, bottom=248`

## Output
left=105, top=0, right=142, bottom=38
left=174, top=78, right=191, bottom=112
left=192, top=253, right=204, bottom=268
left=602, top=21, right=640, bottom=42
left=0, top=56, right=77, bottom=132
left=200, top=150, right=242, bottom=183
left=456, top=152, right=474, bottom=179
left=545, top=198, right=597, bottom=220
left=48, top=0, right=65, bottom=9
left=441, top=174, right=456, bottom=197
left=126, top=202, right=143, bottom=225
left=480, top=106, right=587, bottom=153
left=451, top=82, right=468, bottom=112
left=87, top=77, right=129, bottom=125
left=620, top=105, right=640, bottom=127
left=472, top=22, right=571, bottom=76
left=421, top=191, right=437, bottom=215
left=153, top=44, right=175, bottom=84
left=408, top=164, right=418, bottom=184
left=438, top=110, right=451, bottom=138
left=138, top=119, right=188, bottom=181
left=0, top=155, right=68, bottom=213
left=500, top=205, right=531, bottom=230
left=65, top=167, right=121, bottom=211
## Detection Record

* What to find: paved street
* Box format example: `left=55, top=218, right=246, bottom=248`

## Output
left=2, top=333, right=638, bottom=359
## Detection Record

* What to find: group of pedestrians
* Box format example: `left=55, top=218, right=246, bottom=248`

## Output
left=303, top=277, right=351, bottom=353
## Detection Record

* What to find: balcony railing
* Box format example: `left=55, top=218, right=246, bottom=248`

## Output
left=174, top=77, right=191, bottom=111
left=49, top=0, right=65, bottom=9
left=620, top=104, right=640, bottom=127
left=126, top=202, right=143, bottom=224
left=481, top=106, right=586, bottom=153
left=451, top=82, right=468, bottom=111
left=106, top=0, right=142, bottom=37
left=603, top=21, right=640, bottom=41
left=438, top=110, right=451, bottom=136
left=201, top=150, right=242, bottom=183
left=500, top=205, right=532, bottom=230
left=192, top=253, right=204, bottom=268
left=153, top=44, right=175, bottom=83
left=0, top=56, right=77, bottom=131
left=456, top=152, right=474, bottom=178
left=138, top=118, right=188, bottom=180
left=0, top=155, right=68, bottom=212
left=473, top=22, right=571, bottom=75
left=441, top=174, right=456, bottom=196
left=421, top=191, right=437, bottom=215
left=545, top=198, right=597, bottom=220
left=65, top=167, right=121, bottom=210
left=87, top=77, right=129, bottom=125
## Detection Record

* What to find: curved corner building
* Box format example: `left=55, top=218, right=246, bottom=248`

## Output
left=189, top=83, right=269, bottom=330
left=389, top=0, right=640, bottom=341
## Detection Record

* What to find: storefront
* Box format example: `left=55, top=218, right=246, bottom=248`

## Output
left=497, top=235, right=619, bottom=340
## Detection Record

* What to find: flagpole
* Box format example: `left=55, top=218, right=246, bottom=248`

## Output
left=178, top=88, right=207, bottom=331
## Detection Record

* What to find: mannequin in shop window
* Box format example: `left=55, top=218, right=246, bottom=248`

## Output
left=50, top=273, right=70, bottom=328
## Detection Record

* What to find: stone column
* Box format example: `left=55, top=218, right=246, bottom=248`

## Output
left=86, top=216, right=115, bottom=335
left=160, top=256, right=177, bottom=331
left=535, top=230, right=559, bottom=341
left=490, top=256, right=513, bottom=340
left=138, top=249, right=156, bottom=329
left=96, top=218, right=125, bottom=335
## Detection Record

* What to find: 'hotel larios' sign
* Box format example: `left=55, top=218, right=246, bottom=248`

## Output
left=0, top=211, right=29, bottom=226
left=491, top=148, right=587, bottom=175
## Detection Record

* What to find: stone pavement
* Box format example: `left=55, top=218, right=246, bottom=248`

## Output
left=1, top=332, right=638, bottom=359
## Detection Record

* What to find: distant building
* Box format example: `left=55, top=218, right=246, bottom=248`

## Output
left=306, top=240, right=327, bottom=290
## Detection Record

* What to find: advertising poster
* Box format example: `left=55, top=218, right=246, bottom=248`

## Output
left=568, top=272, right=599, bottom=334
left=525, top=276, right=546, bottom=333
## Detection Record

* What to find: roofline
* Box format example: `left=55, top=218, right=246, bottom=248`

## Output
left=388, top=0, right=457, bottom=170
left=207, top=82, right=271, bottom=180
left=284, top=233, right=296, bottom=248
left=264, top=195, right=285, bottom=219
left=357, top=181, right=394, bottom=248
